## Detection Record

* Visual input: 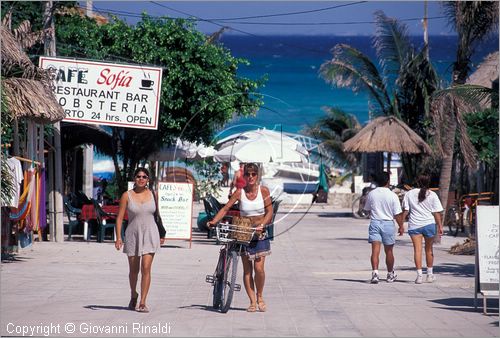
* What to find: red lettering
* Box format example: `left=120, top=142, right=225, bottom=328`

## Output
left=96, top=68, right=110, bottom=85
left=96, top=69, right=133, bottom=90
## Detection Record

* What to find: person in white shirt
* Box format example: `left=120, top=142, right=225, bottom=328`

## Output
left=363, top=172, right=404, bottom=284
left=402, top=175, right=443, bottom=284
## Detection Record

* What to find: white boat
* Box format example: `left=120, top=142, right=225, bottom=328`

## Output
left=262, top=162, right=320, bottom=198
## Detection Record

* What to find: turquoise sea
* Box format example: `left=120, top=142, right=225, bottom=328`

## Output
left=218, top=35, right=498, bottom=136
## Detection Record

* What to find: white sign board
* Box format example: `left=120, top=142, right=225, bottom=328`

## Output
left=157, top=182, right=193, bottom=240
left=39, top=57, right=162, bottom=129
left=476, top=205, right=499, bottom=291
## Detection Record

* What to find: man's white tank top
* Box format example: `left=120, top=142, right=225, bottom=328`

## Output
left=239, top=186, right=265, bottom=217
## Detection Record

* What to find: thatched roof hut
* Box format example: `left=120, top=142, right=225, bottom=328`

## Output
left=343, top=116, right=432, bottom=154
left=467, top=52, right=499, bottom=109
left=1, top=25, right=36, bottom=76
left=2, top=78, right=65, bottom=123
left=467, top=52, right=499, bottom=88
left=1, top=25, right=32, bottom=67
left=2, top=23, right=64, bottom=124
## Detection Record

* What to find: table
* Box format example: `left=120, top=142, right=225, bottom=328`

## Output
left=79, top=204, right=126, bottom=241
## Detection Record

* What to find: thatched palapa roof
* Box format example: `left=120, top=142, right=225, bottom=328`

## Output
left=2, top=23, right=64, bottom=124
left=3, top=78, right=65, bottom=123
left=343, top=116, right=432, bottom=154
left=467, top=52, right=499, bottom=88
left=0, top=25, right=36, bottom=76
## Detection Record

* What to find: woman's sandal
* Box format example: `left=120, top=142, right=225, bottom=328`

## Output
left=137, top=304, right=150, bottom=313
left=257, top=299, right=267, bottom=312
left=128, top=294, right=138, bottom=310
left=246, top=303, right=257, bottom=312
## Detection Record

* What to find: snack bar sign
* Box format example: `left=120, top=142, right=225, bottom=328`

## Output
left=39, top=57, right=163, bottom=129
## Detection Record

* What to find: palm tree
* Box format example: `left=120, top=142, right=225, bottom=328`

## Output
left=304, top=106, right=362, bottom=171
left=319, top=11, right=439, bottom=180
left=435, top=1, right=498, bottom=209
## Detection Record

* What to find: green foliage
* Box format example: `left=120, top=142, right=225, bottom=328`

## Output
left=188, top=159, right=222, bottom=200
left=53, top=12, right=264, bottom=191
left=303, top=106, right=361, bottom=171
left=1, top=81, right=14, bottom=144
left=465, top=108, right=499, bottom=166
left=1, top=83, right=14, bottom=204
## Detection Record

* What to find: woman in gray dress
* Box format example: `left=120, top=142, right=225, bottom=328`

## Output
left=115, top=167, right=165, bottom=313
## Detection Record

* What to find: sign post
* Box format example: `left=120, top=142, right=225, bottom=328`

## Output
left=474, top=205, right=499, bottom=315
left=157, top=182, right=194, bottom=248
left=39, top=57, right=163, bottom=130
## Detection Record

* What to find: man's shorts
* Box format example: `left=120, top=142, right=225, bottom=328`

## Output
left=368, top=220, right=396, bottom=245
left=408, top=223, right=436, bottom=238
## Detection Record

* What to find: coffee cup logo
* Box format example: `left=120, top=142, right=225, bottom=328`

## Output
left=140, top=79, right=154, bottom=90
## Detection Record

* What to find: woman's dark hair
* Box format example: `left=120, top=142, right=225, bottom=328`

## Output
left=417, top=175, right=430, bottom=203
left=244, top=162, right=259, bottom=175
left=134, top=167, right=150, bottom=178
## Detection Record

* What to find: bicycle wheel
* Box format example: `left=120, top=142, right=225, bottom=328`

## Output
left=219, top=250, right=238, bottom=313
left=444, top=207, right=457, bottom=236
left=352, top=196, right=369, bottom=219
left=212, top=249, right=226, bottom=309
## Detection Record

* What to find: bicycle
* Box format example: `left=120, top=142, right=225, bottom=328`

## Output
left=446, top=192, right=494, bottom=237
left=205, top=220, right=256, bottom=313
left=351, top=184, right=410, bottom=219
left=351, top=186, right=373, bottom=219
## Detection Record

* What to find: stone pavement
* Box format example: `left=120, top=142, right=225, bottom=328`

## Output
left=1, top=203, right=498, bottom=337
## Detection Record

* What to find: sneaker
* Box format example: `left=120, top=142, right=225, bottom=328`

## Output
left=370, top=273, right=379, bottom=284
left=386, top=271, right=397, bottom=283
left=426, top=274, right=437, bottom=283
left=415, top=275, right=423, bottom=284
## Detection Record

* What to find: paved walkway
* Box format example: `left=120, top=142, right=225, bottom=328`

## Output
left=1, top=204, right=498, bottom=337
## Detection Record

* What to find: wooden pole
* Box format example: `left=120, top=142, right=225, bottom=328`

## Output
left=423, top=0, right=429, bottom=60
left=82, top=0, right=95, bottom=200
left=44, top=1, right=64, bottom=242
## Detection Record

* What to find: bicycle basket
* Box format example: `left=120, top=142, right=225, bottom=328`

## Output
left=216, top=217, right=255, bottom=244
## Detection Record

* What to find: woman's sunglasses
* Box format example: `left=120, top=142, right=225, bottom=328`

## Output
left=136, top=175, right=148, bottom=179
left=244, top=172, right=257, bottom=177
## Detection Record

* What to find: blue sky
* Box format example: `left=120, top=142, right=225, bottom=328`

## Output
left=84, top=1, right=454, bottom=36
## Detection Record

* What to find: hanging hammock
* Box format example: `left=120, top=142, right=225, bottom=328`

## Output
left=9, top=169, right=32, bottom=221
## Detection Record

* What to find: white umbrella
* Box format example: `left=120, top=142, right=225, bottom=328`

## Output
left=214, top=137, right=308, bottom=163
left=148, top=139, right=214, bottom=161
left=217, top=129, right=308, bottom=156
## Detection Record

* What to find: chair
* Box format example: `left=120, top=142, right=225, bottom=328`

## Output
left=63, top=198, right=82, bottom=241
left=267, top=199, right=281, bottom=241
left=92, top=199, right=118, bottom=242
left=203, top=196, right=219, bottom=239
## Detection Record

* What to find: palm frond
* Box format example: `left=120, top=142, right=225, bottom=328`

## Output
left=455, top=107, right=478, bottom=168
left=449, top=2, right=499, bottom=42
left=320, top=44, right=391, bottom=114
left=432, top=84, right=493, bottom=111
left=430, top=85, right=491, bottom=166
left=373, top=10, right=413, bottom=85
left=206, top=26, right=228, bottom=44
left=0, top=153, right=14, bottom=206
left=12, top=20, right=54, bottom=49
left=2, top=7, right=12, bottom=27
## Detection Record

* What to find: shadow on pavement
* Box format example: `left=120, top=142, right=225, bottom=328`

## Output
left=317, top=212, right=354, bottom=218
left=1, top=254, right=32, bottom=263
left=334, top=278, right=414, bottom=284
left=178, top=304, right=247, bottom=312
left=433, top=263, right=475, bottom=277
left=430, top=297, right=499, bottom=314
left=84, top=305, right=131, bottom=311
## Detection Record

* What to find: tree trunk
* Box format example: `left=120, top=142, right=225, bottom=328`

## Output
left=438, top=105, right=457, bottom=212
